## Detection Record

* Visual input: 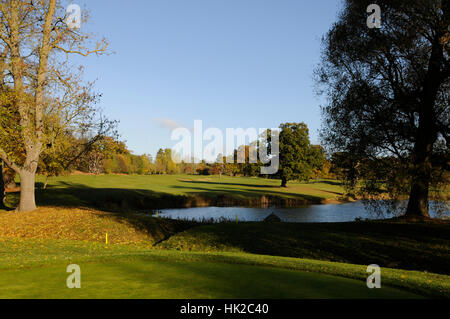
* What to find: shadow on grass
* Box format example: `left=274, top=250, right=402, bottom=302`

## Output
left=306, top=180, right=343, bottom=186
left=35, top=183, right=193, bottom=211
left=5, top=179, right=329, bottom=213
left=178, top=179, right=345, bottom=199
left=107, top=255, right=418, bottom=298
left=159, top=221, right=450, bottom=275
left=170, top=184, right=325, bottom=205
left=178, top=179, right=280, bottom=189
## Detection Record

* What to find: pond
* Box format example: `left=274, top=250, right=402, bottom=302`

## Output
left=159, top=201, right=446, bottom=223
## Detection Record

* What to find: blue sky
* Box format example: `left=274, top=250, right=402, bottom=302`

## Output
left=73, top=0, right=342, bottom=156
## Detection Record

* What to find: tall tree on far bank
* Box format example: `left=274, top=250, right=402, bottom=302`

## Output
left=0, top=0, right=110, bottom=211
left=317, top=0, right=449, bottom=218
left=278, top=123, right=319, bottom=187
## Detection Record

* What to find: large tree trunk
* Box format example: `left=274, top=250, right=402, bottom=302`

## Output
left=18, top=170, right=37, bottom=212
left=405, top=167, right=431, bottom=219
left=405, top=25, right=447, bottom=219
left=405, top=114, right=434, bottom=219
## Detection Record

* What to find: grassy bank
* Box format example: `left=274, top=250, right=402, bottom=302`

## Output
left=6, top=174, right=347, bottom=211
left=158, top=220, right=450, bottom=275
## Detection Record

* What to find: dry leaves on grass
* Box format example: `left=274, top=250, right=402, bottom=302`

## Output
left=0, top=207, right=158, bottom=244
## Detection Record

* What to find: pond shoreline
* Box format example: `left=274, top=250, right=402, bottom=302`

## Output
left=90, top=191, right=446, bottom=213
left=110, top=193, right=356, bottom=211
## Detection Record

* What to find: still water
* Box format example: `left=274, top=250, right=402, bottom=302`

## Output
left=159, top=201, right=446, bottom=223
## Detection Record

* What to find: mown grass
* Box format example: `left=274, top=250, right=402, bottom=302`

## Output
left=0, top=238, right=151, bottom=270
left=0, top=238, right=445, bottom=299
left=6, top=174, right=346, bottom=211
left=34, top=174, right=344, bottom=199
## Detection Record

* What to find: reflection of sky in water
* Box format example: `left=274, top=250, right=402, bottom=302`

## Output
left=160, top=201, right=447, bottom=223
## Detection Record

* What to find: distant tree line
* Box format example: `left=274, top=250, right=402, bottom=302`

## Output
left=64, top=122, right=333, bottom=186
left=0, top=122, right=332, bottom=185
left=1, top=120, right=345, bottom=201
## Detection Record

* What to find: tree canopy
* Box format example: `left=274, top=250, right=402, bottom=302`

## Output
left=0, top=0, right=113, bottom=211
left=317, top=0, right=449, bottom=218
left=278, top=123, right=324, bottom=187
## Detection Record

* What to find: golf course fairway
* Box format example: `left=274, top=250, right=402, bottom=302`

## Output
left=0, top=254, right=421, bottom=299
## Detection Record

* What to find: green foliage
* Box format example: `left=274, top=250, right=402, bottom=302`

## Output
left=103, top=153, right=155, bottom=175
left=0, top=89, right=26, bottom=166
left=155, top=148, right=179, bottom=174
left=278, top=123, right=324, bottom=186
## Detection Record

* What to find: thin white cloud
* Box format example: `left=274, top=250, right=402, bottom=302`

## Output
left=154, top=118, right=184, bottom=131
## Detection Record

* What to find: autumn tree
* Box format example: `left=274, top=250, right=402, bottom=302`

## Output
left=155, top=148, right=178, bottom=174
left=131, top=154, right=155, bottom=175
left=317, top=0, right=449, bottom=218
left=0, top=0, right=111, bottom=211
left=0, top=160, right=4, bottom=205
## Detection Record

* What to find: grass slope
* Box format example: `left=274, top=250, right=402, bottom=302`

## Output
left=159, top=220, right=450, bottom=275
